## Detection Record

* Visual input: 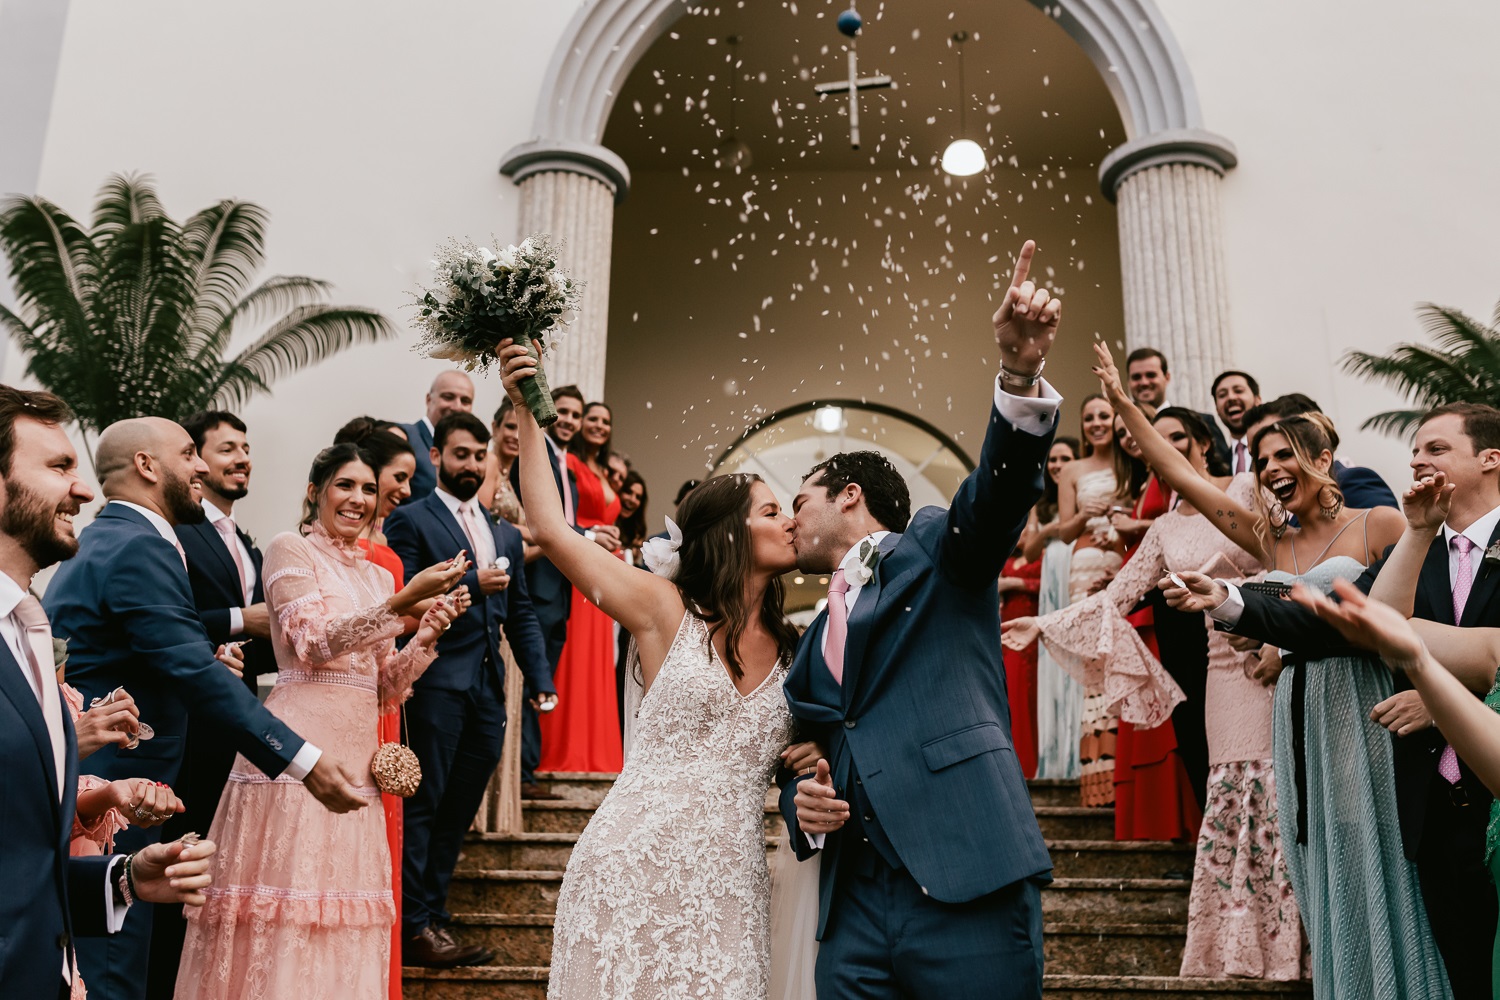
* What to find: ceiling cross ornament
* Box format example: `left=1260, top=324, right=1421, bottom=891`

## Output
left=812, top=2, right=893, bottom=150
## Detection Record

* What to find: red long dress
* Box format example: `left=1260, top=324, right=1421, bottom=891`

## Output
left=1000, top=554, right=1042, bottom=779
left=360, top=538, right=406, bottom=1000
left=539, top=455, right=625, bottom=773
left=1114, top=476, right=1202, bottom=842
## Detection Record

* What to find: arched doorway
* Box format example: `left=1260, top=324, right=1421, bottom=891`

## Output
left=501, top=0, right=1237, bottom=428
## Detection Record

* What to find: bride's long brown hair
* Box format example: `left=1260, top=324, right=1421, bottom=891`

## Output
left=672, top=473, right=800, bottom=680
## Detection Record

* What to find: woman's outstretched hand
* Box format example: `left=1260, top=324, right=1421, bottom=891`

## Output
left=992, top=240, right=1061, bottom=380
left=498, top=338, right=545, bottom=408
left=1288, top=578, right=1428, bottom=670
left=1091, top=341, right=1131, bottom=408
left=1000, top=616, right=1041, bottom=650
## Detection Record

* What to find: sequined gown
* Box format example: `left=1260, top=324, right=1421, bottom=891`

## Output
left=548, top=611, right=792, bottom=999
left=1269, top=556, right=1450, bottom=999
left=176, top=525, right=437, bottom=1000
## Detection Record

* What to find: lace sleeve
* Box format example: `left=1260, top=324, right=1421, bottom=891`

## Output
left=377, top=637, right=438, bottom=710
left=1033, top=523, right=1185, bottom=727
left=262, top=533, right=403, bottom=669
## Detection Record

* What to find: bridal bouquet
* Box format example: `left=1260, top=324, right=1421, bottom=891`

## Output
left=411, top=235, right=582, bottom=427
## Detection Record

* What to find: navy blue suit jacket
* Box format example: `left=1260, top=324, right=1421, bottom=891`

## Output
left=176, top=519, right=275, bottom=683
left=382, top=491, right=553, bottom=695
left=510, top=437, right=581, bottom=665
left=43, top=504, right=303, bottom=786
left=401, top=419, right=438, bottom=501
left=1, top=641, right=116, bottom=996
left=1334, top=460, right=1398, bottom=511
left=780, top=402, right=1055, bottom=933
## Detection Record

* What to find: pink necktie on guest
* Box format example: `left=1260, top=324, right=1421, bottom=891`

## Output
left=13, top=595, right=66, bottom=800
left=1234, top=441, right=1248, bottom=476
left=824, top=570, right=849, bottom=685
left=215, top=516, right=252, bottom=604
left=1437, top=535, right=1476, bottom=784
left=555, top=444, right=576, bottom=527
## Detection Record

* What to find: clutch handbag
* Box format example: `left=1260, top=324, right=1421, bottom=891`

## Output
left=372, top=705, right=422, bottom=798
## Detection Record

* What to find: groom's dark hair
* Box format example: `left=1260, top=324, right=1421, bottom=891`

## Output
left=805, top=451, right=911, bottom=533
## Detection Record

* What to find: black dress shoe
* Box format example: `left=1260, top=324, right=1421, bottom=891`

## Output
left=405, top=926, right=491, bottom=968
left=435, top=926, right=494, bottom=966
left=521, top=781, right=562, bottom=800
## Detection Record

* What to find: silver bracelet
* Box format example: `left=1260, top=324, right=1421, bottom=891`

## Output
left=999, top=359, right=1045, bottom=389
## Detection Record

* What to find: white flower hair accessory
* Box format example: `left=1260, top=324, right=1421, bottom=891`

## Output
left=642, top=516, right=684, bottom=580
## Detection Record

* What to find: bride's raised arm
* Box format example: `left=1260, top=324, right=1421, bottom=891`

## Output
left=1092, top=341, right=1272, bottom=566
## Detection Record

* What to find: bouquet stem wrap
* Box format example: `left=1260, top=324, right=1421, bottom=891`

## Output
left=518, top=336, right=558, bottom=428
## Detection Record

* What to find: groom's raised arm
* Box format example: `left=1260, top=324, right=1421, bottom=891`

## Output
left=942, top=239, right=1063, bottom=588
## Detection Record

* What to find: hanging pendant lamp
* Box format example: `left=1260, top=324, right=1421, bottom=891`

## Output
left=714, top=35, right=753, bottom=170
left=940, top=31, right=986, bottom=177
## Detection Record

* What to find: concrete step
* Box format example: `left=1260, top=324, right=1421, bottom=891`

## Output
left=1042, top=878, right=1191, bottom=924
left=399, top=967, right=1308, bottom=1000
left=534, top=772, right=1086, bottom=809
left=428, top=914, right=1192, bottom=976
left=1042, top=975, right=1310, bottom=999
left=1033, top=805, right=1117, bottom=841
left=458, top=831, right=1190, bottom=880
left=445, top=869, right=565, bottom=915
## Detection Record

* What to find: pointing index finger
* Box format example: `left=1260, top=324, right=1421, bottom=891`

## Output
left=1009, top=240, right=1037, bottom=290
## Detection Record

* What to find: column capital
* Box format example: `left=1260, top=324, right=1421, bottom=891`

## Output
left=500, top=140, right=632, bottom=204
left=1098, top=129, right=1238, bottom=202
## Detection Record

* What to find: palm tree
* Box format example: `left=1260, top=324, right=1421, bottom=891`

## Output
left=0, top=173, right=395, bottom=454
left=1342, top=300, right=1500, bottom=437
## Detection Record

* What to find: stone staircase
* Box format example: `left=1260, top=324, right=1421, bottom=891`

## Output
left=402, top=774, right=1311, bottom=999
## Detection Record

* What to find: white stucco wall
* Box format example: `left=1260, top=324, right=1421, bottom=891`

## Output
left=8, top=0, right=1500, bottom=541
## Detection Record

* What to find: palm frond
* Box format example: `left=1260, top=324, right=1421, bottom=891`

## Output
left=212, top=274, right=331, bottom=340
left=91, top=173, right=165, bottom=238
left=209, top=305, right=396, bottom=408
left=181, top=199, right=270, bottom=344
left=0, top=195, right=97, bottom=319
left=1358, top=408, right=1428, bottom=436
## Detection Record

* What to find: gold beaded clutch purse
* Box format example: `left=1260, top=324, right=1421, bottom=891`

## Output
left=372, top=707, right=422, bottom=798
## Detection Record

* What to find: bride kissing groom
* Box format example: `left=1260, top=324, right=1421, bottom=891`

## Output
left=781, top=237, right=1058, bottom=999
left=496, top=237, right=1060, bottom=1000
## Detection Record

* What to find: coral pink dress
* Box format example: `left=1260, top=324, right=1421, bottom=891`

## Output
left=176, top=524, right=437, bottom=1000
left=539, top=456, right=624, bottom=773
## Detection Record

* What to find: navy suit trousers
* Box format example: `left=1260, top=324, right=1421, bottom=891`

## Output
left=816, top=838, right=1044, bottom=1000
left=402, top=663, right=507, bottom=938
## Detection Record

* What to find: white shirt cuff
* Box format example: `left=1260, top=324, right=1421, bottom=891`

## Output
left=228, top=607, right=244, bottom=636
left=805, top=831, right=825, bottom=850
left=992, top=375, right=1063, bottom=437
left=104, top=855, right=129, bottom=932
left=284, top=742, right=323, bottom=781
left=1208, top=582, right=1245, bottom=626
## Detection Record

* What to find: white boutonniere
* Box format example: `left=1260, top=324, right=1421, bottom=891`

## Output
left=1484, top=539, right=1500, bottom=569
left=848, top=538, right=883, bottom=587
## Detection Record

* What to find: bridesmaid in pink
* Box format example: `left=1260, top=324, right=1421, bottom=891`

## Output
left=176, top=443, right=468, bottom=1000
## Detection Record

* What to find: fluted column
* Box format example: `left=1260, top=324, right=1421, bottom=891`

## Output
left=501, top=141, right=631, bottom=402
left=1101, top=130, right=1238, bottom=412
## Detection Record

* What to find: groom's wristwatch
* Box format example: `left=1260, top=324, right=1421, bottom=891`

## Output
left=999, top=359, right=1045, bottom=389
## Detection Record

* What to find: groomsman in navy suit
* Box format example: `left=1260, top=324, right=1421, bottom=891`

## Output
left=401, top=370, right=476, bottom=500
left=385, top=411, right=556, bottom=966
left=781, top=240, right=1059, bottom=999
left=0, top=387, right=217, bottom=1000
left=147, top=410, right=276, bottom=997
left=46, top=416, right=369, bottom=1000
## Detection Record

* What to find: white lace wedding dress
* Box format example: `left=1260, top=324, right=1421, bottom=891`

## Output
left=549, top=610, right=793, bottom=999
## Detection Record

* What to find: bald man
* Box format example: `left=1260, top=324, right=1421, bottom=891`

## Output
left=45, top=417, right=368, bottom=1000
left=402, top=371, right=476, bottom=500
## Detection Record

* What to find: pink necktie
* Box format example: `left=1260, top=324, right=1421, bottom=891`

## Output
left=13, top=595, right=66, bottom=799
left=1437, top=535, right=1476, bottom=784
left=825, top=570, right=849, bottom=685
left=216, top=517, right=252, bottom=603
left=459, top=501, right=496, bottom=568
left=1234, top=441, right=1248, bottom=476
left=555, top=444, right=576, bottom=527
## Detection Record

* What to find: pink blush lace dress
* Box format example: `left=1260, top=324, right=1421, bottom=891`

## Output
left=1033, top=475, right=1308, bottom=981
left=175, top=524, right=437, bottom=1000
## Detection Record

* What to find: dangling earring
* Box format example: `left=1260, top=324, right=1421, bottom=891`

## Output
left=1319, top=485, right=1344, bottom=520
left=1268, top=500, right=1289, bottom=539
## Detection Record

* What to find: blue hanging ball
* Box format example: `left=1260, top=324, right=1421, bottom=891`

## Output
left=836, top=8, right=863, bottom=38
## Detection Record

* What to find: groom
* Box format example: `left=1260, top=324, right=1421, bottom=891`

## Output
left=780, top=239, right=1060, bottom=999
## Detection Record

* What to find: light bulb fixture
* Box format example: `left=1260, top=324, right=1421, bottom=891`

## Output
left=941, top=31, right=987, bottom=177
left=813, top=405, right=846, bottom=433
left=714, top=35, right=753, bottom=170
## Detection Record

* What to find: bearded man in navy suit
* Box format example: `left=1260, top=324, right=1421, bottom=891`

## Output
left=0, top=386, right=217, bottom=1000
left=780, top=240, right=1060, bottom=1000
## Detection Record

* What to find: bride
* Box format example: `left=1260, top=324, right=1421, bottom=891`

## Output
left=498, top=341, right=821, bottom=999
